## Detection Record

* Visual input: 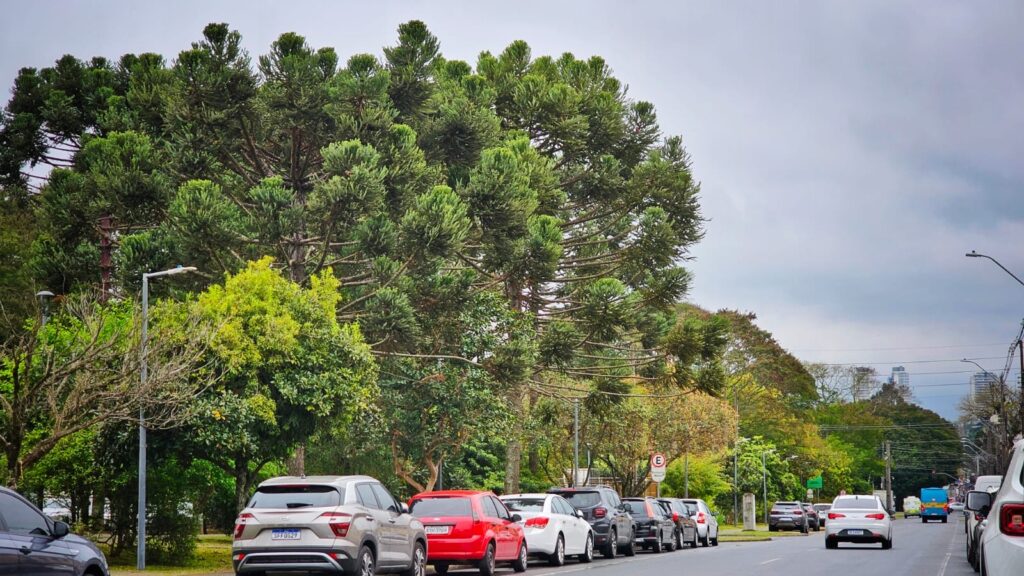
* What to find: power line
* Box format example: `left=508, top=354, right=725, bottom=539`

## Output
left=795, top=343, right=1006, bottom=353
left=813, top=356, right=1004, bottom=367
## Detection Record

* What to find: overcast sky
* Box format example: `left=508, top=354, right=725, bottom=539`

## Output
left=3, top=0, right=1022, bottom=419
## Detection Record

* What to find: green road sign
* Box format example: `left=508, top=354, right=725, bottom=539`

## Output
left=807, top=475, right=823, bottom=489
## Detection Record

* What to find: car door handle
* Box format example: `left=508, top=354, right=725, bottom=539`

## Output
left=20, top=547, right=32, bottom=555
left=366, top=517, right=376, bottom=522
left=388, top=519, right=397, bottom=524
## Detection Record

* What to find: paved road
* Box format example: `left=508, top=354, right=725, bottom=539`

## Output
left=436, top=515, right=977, bottom=576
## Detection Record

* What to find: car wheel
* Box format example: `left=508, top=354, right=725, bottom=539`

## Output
left=401, top=542, right=427, bottom=576
left=653, top=533, right=663, bottom=553
left=579, top=533, right=594, bottom=563
left=623, top=530, right=636, bottom=556
left=512, top=542, right=528, bottom=573
left=434, top=563, right=450, bottom=575
left=711, top=532, right=718, bottom=547
left=549, top=534, right=565, bottom=566
left=692, top=531, right=699, bottom=547
left=942, top=517, right=948, bottom=523
left=700, top=531, right=709, bottom=547
left=674, top=529, right=683, bottom=550
left=478, top=542, right=496, bottom=576
left=356, top=545, right=376, bottom=576
left=769, top=525, right=777, bottom=532
left=882, top=537, right=892, bottom=550
left=603, top=529, right=617, bottom=559
left=826, top=539, right=837, bottom=550
left=668, top=529, right=678, bottom=551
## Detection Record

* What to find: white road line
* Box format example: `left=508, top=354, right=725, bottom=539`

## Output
left=938, top=551, right=952, bottom=576
left=759, top=557, right=781, bottom=565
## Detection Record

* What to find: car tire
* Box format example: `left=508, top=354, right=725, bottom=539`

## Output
left=512, top=542, right=528, bottom=573
left=674, top=529, right=683, bottom=550
left=711, top=532, right=718, bottom=547
left=769, top=525, right=777, bottom=532
left=623, top=530, right=636, bottom=556
left=401, top=542, right=427, bottom=576
left=603, top=529, right=617, bottom=559
left=434, top=564, right=450, bottom=575
left=692, top=531, right=699, bottom=548
left=549, top=534, right=565, bottom=567
left=942, top=517, right=948, bottom=523
left=579, top=533, right=594, bottom=563
left=882, top=537, right=892, bottom=550
left=668, top=529, right=678, bottom=552
left=826, top=539, right=837, bottom=550
left=478, top=542, right=496, bottom=576
left=801, top=524, right=808, bottom=534
left=653, top=532, right=663, bottom=553
left=356, top=545, right=376, bottom=576
left=700, top=532, right=709, bottom=547
left=921, top=517, right=927, bottom=523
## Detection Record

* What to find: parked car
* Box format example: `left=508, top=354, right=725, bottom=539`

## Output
left=232, top=475, right=427, bottom=575
left=680, top=498, right=719, bottom=546
left=769, top=501, right=809, bottom=533
left=824, top=494, right=893, bottom=550
left=548, top=486, right=635, bottom=558
left=657, top=498, right=698, bottom=548
left=968, top=438, right=1024, bottom=576
left=623, top=497, right=676, bottom=553
left=813, top=503, right=832, bottom=526
left=903, top=496, right=922, bottom=518
left=0, top=486, right=110, bottom=576
left=500, top=493, right=594, bottom=566
left=409, top=490, right=527, bottom=576
left=966, top=475, right=1003, bottom=569
left=802, top=502, right=821, bottom=531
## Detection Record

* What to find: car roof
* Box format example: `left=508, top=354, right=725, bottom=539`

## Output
left=257, top=475, right=377, bottom=488
left=501, top=493, right=550, bottom=499
left=411, top=490, right=488, bottom=499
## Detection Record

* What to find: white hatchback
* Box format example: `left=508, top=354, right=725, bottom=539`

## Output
left=971, top=439, right=1024, bottom=576
left=501, top=493, right=595, bottom=566
left=824, top=495, right=893, bottom=549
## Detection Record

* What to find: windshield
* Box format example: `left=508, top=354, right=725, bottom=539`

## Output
left=248, top=485, right=342, bottom=509
left=772, top=502, right=800, bottom=509
left=833, top=498, right=880, bottom=510
left=410, top=497, right=473, bottom=517
left=814, top=504, right=831, bottom=511
left=502, top=498, right=545, bottom=512
left=624, top=501, right=648, bottom=516
left=559, top=491, right=602, bottom=509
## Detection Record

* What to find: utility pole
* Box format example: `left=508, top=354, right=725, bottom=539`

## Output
left=762, top=451, right=768, bottom=526
left=1018, top=338, right=1023, bottom=441
left=684, top=450, right=689, bottom=498
left=884, top=441, right=893, bottom=513
left=573, top=399, right=579, bottom=487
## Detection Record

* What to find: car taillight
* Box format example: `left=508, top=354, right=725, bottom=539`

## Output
left=1000, top=504, right=1024, bottom=536
left=696, top=512, right=706, bottom=524
left=525, top=517, right=550, bottom=528
left=770, top=510, right=781, bottom=515
left=233, top=513, right=254, bottom=540
left=828, top=513, right=845, bottom=520
left=594, top=507, right=607, bottom=518
left=319, top=511, right=352, bottom=537
left=792, top=510, right=803, bottom=515
left=866, top=513, right=885, bottom=520
left=645, top=502, right=655, bottom=517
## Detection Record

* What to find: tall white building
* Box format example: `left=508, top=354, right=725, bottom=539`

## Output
left=970, top=371, right=1000, bottom=400
left=891, top=366, right=909, bottom=387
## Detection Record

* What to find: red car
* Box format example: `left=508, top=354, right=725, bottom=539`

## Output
left=408, top=490, right=529, bottom=575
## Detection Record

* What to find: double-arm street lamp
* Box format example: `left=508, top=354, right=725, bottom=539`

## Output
left=138, top=266, right=196, bottom=570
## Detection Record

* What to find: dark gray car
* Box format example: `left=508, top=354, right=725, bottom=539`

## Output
left=0, top=486, right=109, bottom=576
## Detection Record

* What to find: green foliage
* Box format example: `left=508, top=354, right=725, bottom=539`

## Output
left=662, top=452, right=732, bottom=502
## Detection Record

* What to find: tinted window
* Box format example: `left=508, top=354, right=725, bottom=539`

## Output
left=481, top=497, right=500, bottom=518
left=491, top=497, right=511, bottom=520
left=833, top=498, right=880, bottom=510
left=684, top=503, right=698, bottom=515
left=503, top=498, right=545, bottom=512
left=370, top=484, right=399, bottom=513
left=356, top=484, right=380, bottom=509
left=248, top=485, right=342, bottom=509
left=0, top=493, right=49, bottom=535
left=411, top=497, right=473, bottom=517
left=624, top=501, right=648, bottom=517
left=559, top=491, right=602, bottom=509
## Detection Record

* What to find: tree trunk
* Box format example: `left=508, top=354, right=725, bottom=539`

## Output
left=504, top=437, right=522, bottom=495
left=287, top=443, right=306, bottom=476
left=234, top=458, right=252, bottom=514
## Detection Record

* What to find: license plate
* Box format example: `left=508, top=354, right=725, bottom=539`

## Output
left=847, top=530, right=864, bottom=536
left=425, top=525, right=451, bottom=535
left=780, top=517, right=791, bottom=521
left=271, top=528, right=300, bottom=540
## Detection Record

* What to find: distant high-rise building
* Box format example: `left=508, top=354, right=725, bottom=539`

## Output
left=970, top=372, right=1000, bottom=400
left=851, top=367, right=877, bottom=401
left=891, top=366, right=909, bottom=388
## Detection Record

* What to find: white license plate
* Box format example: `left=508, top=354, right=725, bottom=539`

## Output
left=425, top=526, right=451, bottom=535
left=271, top=528, right=301, bottom=540
left=780, top=517, right=791, bottom=521
left=847, top=529, right=864, bottom=536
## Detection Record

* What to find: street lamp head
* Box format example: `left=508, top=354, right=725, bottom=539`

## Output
left=966, top=251, right=982, bottom=258
left=36, top=290, right=54, bottom=299
left=166, top=265, right=198, bottom=275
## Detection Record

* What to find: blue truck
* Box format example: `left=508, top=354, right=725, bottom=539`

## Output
left=920, top=487, right=948, bottom=523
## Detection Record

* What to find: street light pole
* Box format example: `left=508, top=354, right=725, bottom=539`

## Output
left=36, top=291, right=54, bottom=327
left=138, top=266, right=196, bottom=570
left=762, top=451, right=768, bottom=526
left=573, top=399, right=579, bottom=488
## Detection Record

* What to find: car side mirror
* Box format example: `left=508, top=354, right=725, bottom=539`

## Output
left=575, top=510, right=584, bottom=519
left=966, top=491, right=992, bottom=516
left=400, top=502, right=410, bottom=514
left=511, top=514, right=522, bottom=523
left=51, top=521, right=70, bottom=538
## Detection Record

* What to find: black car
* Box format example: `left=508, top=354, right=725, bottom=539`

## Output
left=769, top=501, right=809, bottom=533
left=548, top=486, right=635, bottom=558
left=0, top=486, right=110, bottom=576
left=802, top=502, right=821, bottom=531
left=657, top=498, right=698, bottom=548
left=623, top=497, right=677, bottom=553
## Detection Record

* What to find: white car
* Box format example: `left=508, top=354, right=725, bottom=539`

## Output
left=500, top=493, right=595, bottom=566
left=971, top=439, right=1024, bottom=576
left=681, top=498, right=719, bottom=546
left=824, top=494, right=893, bottom=549
left=967, top=474, right=1003, bottom=567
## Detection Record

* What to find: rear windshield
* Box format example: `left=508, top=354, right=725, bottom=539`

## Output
left=410, top=497, right=473, bottom=517
left=502, top=498, right=545, bottom=512
left=684, top=503, right=698, bottom=515
left=833, top=498, right=879, bottom=510
left=248, top=485, right=342, bottom=509
left=814, top=504, right=831, bottom=511
left=624, top=501, right=648, bottom=517
left=772, top=502, right=800, bottom=509
left=558, top=491, right=602, bottom=509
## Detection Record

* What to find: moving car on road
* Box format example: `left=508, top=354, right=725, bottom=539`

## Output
left=623, top=497, right=677, bottom=553
left=824, top=494, right=893, bottom=550
left=657, top=498, right=698, bottom=548
left=500, top=493, right=594, bottom=566
left=548, top=486, right=635, bottom=559
left=232, top=475, right=427, bottom=575
left=920, top=487, right=949, bottom=523
left=0, top=486, right=110, bottom=576
left=966, top=475, right=1002, bottom=569
left=968, top=439, right=1024, bottom=576
left=902, top=496, right=921, bottom=518
left=802, top=503, right=821, bottom=531
left=769, top=501, right=809, bottom=533
left=409, top=490, right=527, bottom=576
left=680, top=498, right=719, bottom=546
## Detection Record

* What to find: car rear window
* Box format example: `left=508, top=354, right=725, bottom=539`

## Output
left=814, top=504, right=831, bottom=511
left=410, top=497, right=473, bottom=517
left=558, top=491, right=602, bottom=509
left=833, top=498, right=879, bottom=510
left=624, top=501, right=648, bottom=516
left=773, top=502, right=800, bottom=508
left=502, top=498, right=545, bottom=512
left=248, top=485, right=342, bottom=509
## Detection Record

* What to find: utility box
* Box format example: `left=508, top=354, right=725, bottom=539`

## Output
left=743, top=492, right=756, bottom=531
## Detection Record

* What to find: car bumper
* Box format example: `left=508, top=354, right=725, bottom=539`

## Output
left=425, top=534, right=487, bottom=561
left=233, top=548, right=354, bottom=573
left=769, top=519, right=804, bottom=529
left=825, top=520, right=890, bottom=542
left=981, top=531, right=1024, bottom=576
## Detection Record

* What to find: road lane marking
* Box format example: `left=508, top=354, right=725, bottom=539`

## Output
left=937, top=551, right=952, bottom=576
left=759, top=557, right=781, bottom=565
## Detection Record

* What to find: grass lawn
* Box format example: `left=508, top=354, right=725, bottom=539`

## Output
left=108, top=534, right=233, bottom=576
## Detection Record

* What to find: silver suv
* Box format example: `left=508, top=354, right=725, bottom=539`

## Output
left=232, top=476, right=427, bottom=575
